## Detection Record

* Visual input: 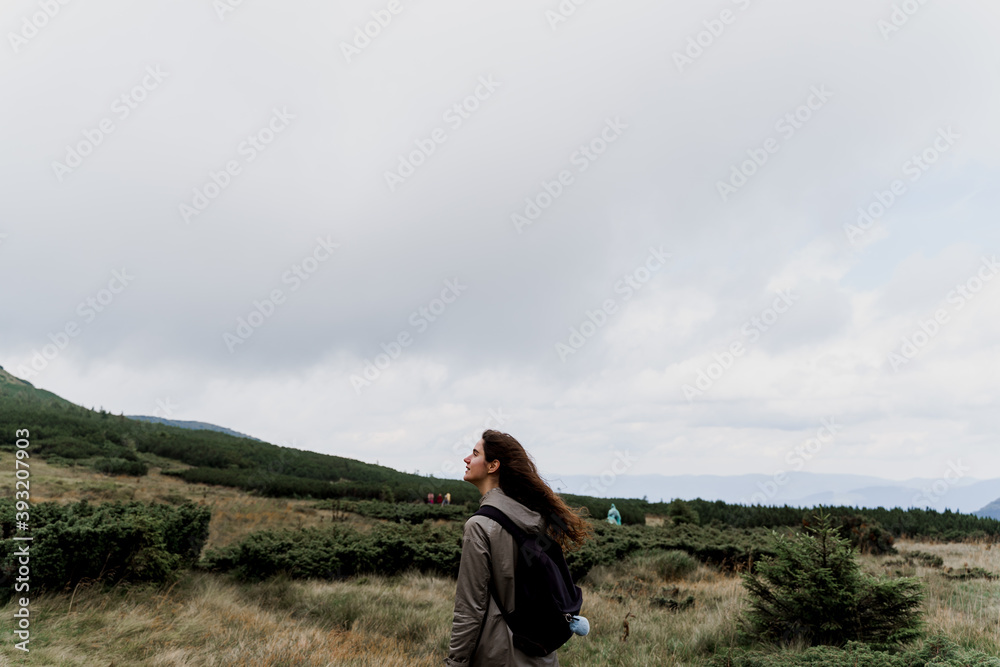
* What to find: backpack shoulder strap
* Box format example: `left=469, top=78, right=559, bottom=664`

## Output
left=474, top=504, right=530, bottom=546
left=473, top=505, right=522, bottom=621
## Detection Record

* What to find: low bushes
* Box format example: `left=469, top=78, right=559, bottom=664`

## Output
left=0, top=498, right=210, bottom=600
left=651, top=549, right=700, bottom=581
left=564, top=522, right=782, bottom=581
left=322, top=499, right=472, bottom=524
left=93, top=457, right=149, bottom=476
left=199, top=521, right=464, bottom=581
left=204, top=518, right=780, bottom=584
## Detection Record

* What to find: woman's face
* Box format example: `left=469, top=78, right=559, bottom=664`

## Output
left=463, top=439, right=496, bottom=483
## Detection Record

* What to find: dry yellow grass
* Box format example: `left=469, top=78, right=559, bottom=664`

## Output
left=885, top=539, right=1000, bottom=653
left=0, top=450, right=372, bottom=552
left=0, top=571, right=450, bottom=666
left=0, top=563, right=746, bottom=666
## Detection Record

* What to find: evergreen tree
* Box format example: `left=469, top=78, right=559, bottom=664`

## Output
left=666, top=499, right=700, bottom=525
left=741, top=511, right=924, bottom=648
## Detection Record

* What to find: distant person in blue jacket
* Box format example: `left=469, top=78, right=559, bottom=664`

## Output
left=607, top=504, right=621, bottom=525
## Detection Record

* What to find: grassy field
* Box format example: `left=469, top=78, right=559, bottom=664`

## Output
left=0, top=450, right=370, bottom=553
left=1, top=452, right=999, bottom=665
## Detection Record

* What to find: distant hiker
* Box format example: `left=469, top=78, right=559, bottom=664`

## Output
left=428, top=492, right=435, bottom=504
left=447, top=430, right=592, bottom=666
left=444, top=493, right=451, bottom=505
left=607, top=504, right=621, bottom=525
left=437, top=493, right=444, bottom=504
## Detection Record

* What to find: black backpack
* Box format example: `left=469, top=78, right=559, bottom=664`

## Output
left=474, top=504, right=584, bottom=657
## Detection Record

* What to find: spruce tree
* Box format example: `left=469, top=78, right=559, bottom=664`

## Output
left=741, top=511, right=924, bottom=647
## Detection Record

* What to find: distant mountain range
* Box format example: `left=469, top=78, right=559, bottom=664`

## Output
left=550, top=472, right=1000, bottom=517
left=126, top=415, right=262, bottom=441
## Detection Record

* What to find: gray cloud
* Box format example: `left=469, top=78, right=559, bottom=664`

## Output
left=2, top=0, right=998, bottom=481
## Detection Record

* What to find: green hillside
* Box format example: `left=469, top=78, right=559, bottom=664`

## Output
left=0, top=367, right=478, bottom=504
left=0, top=366, right=73, bottom=405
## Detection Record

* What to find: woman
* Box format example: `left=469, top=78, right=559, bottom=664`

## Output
left=446, top=430, right=591, bottom=666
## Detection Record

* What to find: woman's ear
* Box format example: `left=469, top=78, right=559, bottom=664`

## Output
left=487, top=459, right=500, bottom=474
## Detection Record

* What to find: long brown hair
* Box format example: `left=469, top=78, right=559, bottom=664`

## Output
left=481, top=430, right=592, bottom=550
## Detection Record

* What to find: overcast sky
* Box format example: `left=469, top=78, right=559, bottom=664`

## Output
left=2, top=0, right=998, bottom=496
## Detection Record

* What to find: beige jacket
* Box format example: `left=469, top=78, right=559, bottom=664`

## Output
left=445, top=487, right=561, bottom=667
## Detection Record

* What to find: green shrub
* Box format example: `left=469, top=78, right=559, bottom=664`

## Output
left=93, top=457, right=149, bottom=476
left=828, top=514, right=896, bottom=555
left=650, top=593, right=695, bottom=611
left=741, top=512, right=924, bottom=648
left=564, top=521, right=780, bottom=581
left=324, top=499, right=472, bottom=524
left=650, top=549, right=699, bottom=581
left=942, top=566, right=997, bottom=581
left=901, top=551, right=944, bottom=568
left=666, top=499, right=700, bottom=525
left=0, top=499, right=210, bottom=600
left=200, top=521, right=463, bottom=582
left=33, top=435, right=107, bottom=459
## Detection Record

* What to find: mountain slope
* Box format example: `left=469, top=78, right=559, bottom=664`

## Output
left=0, top=367, right=479, bottom=504
left=976, top=498, right=1000, bottom=521
left=0, top=365, right=73, bottom=406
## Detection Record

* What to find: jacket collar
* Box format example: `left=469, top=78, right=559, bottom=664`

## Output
left=479, top=486, right=547, bottom=534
